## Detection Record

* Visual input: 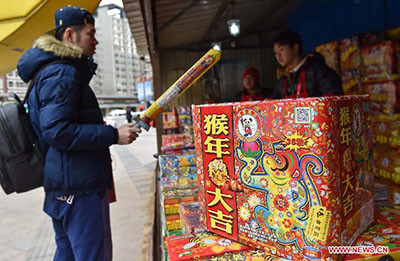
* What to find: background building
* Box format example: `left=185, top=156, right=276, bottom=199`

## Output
left=92, top=4, right=148, bottom=99
left=1, top=4, right=153, bottom=112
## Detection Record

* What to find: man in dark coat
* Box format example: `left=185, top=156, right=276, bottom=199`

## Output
left=17, top=6, right=141, bottom=260
left=271, top=31, right=343, bottom=99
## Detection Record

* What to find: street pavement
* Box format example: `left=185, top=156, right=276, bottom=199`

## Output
left=0, top=128, right=158, bottom=261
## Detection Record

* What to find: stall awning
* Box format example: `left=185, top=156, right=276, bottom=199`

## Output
left=0, top=0, right=101, bottom=76
left=123, top=0, right=305, bottom=54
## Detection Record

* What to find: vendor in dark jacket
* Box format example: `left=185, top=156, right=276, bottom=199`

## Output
left=235, top=67, right=271, bottom=101
left=271, top=31, right=343, bottom=99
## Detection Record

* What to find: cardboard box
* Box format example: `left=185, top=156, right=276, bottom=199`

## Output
left=193, top=96, right=374, bottom=260
left=166, top=232, right=252, bottom=261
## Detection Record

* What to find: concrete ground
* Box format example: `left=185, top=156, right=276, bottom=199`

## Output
left=0, top=128, right=157, bottom=261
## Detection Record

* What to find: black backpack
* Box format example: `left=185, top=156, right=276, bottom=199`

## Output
left=0, top=60, right=73, bottom=194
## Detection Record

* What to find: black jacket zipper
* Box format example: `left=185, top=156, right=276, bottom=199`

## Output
left=0, top=108, right=21, bottom=155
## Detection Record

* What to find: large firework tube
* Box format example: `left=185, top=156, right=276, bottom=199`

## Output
left=134, top=48, right=221, bottom=131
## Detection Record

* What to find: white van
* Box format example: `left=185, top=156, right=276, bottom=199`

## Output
left=104, top=109, right=143, bottom=128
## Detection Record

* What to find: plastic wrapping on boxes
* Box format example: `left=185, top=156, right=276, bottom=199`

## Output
left=373, top=145, right=400, bottom=184
left=372, top=114, right=400, bottom=148
left=342, top=69, right=361, bottom=94
left=340, top=36, right=361, bottom=71
left=193, top=96, right=374, bottom=260
left=362, top=81, right=400, bottom=115
left=179, top=202, right=206, bottom=235
left=361, top=41, right=399, bottom=83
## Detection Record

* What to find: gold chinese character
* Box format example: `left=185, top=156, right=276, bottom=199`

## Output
left=341, top=127, right=352, bottom=145
left=343, top=193, right=354, bottom=216
left=340, top=107, right=350, bottom=126
left=207, top=188, right=233, bottom=212
left=209, top=209, right=233, bottom=234
left=204, top=136, right=230, bottom=158
left=204, top=114, right=229, bottom=135
left=342, top=174, right=354, bottom=195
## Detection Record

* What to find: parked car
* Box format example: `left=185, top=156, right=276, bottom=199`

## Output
left=104, top=109, right=143, bottom=128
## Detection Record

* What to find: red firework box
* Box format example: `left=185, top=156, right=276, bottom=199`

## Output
left=192, top=95, right=374, bottom=260
left=166, top=231, right=252, bottom=261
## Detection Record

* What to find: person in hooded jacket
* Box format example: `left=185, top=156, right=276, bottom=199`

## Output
left=271, top=31, right=343, bottom=99
left=17, top=6, right=141, bottom=261
left=234, top=67, right=272, bottom=102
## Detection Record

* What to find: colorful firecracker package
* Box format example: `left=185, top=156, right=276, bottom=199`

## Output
left=344, top=223, right=400, bottom=260
left=166, top=214, right=182, bottom=232
left=375, top=204, right=400, bottom=225
left=340, top=36, right=360, bottom=71
left=163, top=108, right=179, bottom=131
left=316, top=41, right=340, bottom=73
left=361, top=41, right=399, bottom=83
left=205, top=249, right=291, bottom=261
left=346, top=205, right=400, bottom=261
left=166, top=231, right=252, bottom=261
left=373, top=145, right=400, bottom=185
left=159, top=154, right=196, bottom=175
left=179, top=202, right=206, bottom=235
left=342, top=70, right=361, bottom=95
left=163, top=189, right=199, bottom=215
left=177, top=106, right=194, bottom=133
left=362, top=81, right=400, bottom=115
left=371, top=114, right=400, bottom=148
left=193, top=96, right=374, bottom=260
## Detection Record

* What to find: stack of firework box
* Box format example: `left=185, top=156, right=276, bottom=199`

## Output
left=317, top=30, right=400, bottom=204
left=158, top=152, right=206, bottom=260
left=161, top=106, right=195, bottom=154
left=193, top=95, right=374, bottom=260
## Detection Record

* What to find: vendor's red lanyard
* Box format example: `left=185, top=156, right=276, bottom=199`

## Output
left=282, top=69, right=306, bottom=98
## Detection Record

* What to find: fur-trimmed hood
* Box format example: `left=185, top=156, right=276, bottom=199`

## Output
left=33, top=34, right=82, bottom=59
left=17, top=35, right=91, bottom=83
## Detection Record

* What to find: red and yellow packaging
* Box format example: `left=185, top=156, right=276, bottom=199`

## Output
left=316, top=41, right=340, bottom=74
left=373, top=145, right=400, bottom=185
left=362, top=81, right=400, bottom=115
left=372, top=114, right=400, bottom=148
left=346, top=205, right=400, bottom=260
left=340, top=36, right=360, bottom=71
left=205, top=249, right=290, bottom=260
left=342, top=69, right=361, bottom=95
left=166, top=231, right=252, bottom=261
left=193, top=96, right=374, bottom=260
left=361, top=41, right=399, bottom=83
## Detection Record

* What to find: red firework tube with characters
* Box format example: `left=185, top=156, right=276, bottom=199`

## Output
left=134, top=48, right=221, bottom=131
